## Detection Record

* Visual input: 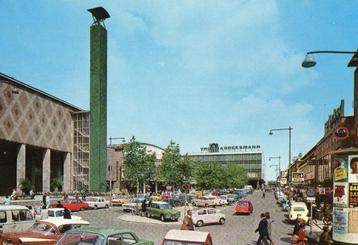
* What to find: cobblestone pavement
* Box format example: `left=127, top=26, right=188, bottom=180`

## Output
left=77, top=191, right=295, bottom=245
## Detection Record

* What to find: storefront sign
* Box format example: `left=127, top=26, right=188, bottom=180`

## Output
left=292, top=172, right=304, bottom=183
left=333, top=183, right=349, bottom=207
left=307, top=187, right=316, bottom=197
left=349, top=155, right=358, bottom=183
left=349, top=183, right=358, bottom=208
left=334, top=156, right=348, bottom=182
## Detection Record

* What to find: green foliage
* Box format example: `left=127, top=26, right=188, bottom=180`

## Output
left=123, top=136, right=156, bottom=190
left=20, top=178, right=33, bottom=195
left=51, top=176, right=63, bottom=191
left=195, top=163, right=248, bottom=189
left=158, top=141, right=194, bottom=189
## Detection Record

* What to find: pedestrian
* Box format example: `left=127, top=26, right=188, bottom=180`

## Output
left=3, top=195, right=11, bottom=205
left=255, top=213, right=269, bottom=245
left=141, top=199, right=147, bottom=216
left=265, top=212, right=275, bottom=245
left=42, top=192, right=47, bottom=209
left=63, top=208, right=72, bottom=219
left=10, top=189, right=17, bottom=200
left=293, top=218, right=302, bottom=236
left=45, top=192, right=50, bottom=209
left=181, top=209, right=194, bottom=230
left=262, top=191, right=266, bottom=198
left=319, top=226, right=333, bottom=245
left=292, top=220, right=307, bottom=245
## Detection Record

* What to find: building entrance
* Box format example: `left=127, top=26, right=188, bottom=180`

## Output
left=0, top=140, right=17, bottom=195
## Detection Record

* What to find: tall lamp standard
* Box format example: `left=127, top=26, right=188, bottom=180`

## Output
left=108, top=137, right=126, bottom=206
left=269, top=156, right=281, bottom=190
left=269, top=127, right=293, bottom=193
left=302, top=50, right=358, bottom=68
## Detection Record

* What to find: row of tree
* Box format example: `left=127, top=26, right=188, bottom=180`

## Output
left=122, top=137, right=248, bottom=192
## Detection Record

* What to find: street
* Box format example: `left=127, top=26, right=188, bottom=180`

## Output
left=77, top=191, right=294, bottom=245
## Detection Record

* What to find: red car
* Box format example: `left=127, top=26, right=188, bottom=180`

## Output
left=0, top=219, right=89, bottom=245
left=52, top=198, right=89, bottom=211
left=235, top=200, right=253, bottom=214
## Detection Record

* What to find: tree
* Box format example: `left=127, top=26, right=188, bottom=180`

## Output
left=123, top=137, right=156, bottom=193
left=195, top=162, right=226, bottom=189
left=224, top=164, right=248, bottom=188
left=158, top=141, right=194, bottom=190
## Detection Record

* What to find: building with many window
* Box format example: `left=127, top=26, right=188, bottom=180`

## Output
left=187, top=143, right=263, bottom=188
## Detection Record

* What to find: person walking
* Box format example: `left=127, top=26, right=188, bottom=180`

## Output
left=181, top=209, right=194, bottom=230
left=255, top=213, right=269, bottom=245
left=56, top=201, right=63, bottom=208
left=45, top=192, right=50, bottom=209
left=265, top=212, right=275, bottom=245
left=63, top=208, right=72, bottom=219
left=141, top=199, right=147, bottom=216
left=292, top=220, right=307, bottom=245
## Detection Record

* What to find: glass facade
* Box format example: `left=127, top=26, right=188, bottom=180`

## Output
left=188, top=152, right=262, bottom=180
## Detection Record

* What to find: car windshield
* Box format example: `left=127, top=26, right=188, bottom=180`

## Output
left=159, top=203, right=172, bottom=209
left=293, top=207, right=305, bottom=212
left=57, top=232, right=106, bottom=245
left=28, top=222, right=56, bottom=235
left=48, top=210, right=64, bottom=217
left=238, top=202, right=248, bottom=206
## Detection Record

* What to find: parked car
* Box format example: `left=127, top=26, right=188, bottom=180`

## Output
left=219, top=195, right=235, bottom=205
left=112, top=196, right=128, bottom=206
left=47, top=208, right=82, bottom=220
left=122, top=198, right=145, bottom=213
left=233, top=189, right=246, bottom=198
left=194, top=196, right=220, bottom=207
left=235, top=200, right=253, bottom=215
left=0, top=205, right=34, bottom=233
left=162, top=229, right=213, bottom=245
left=288, top=202, right=309, bottom=222
left=85, top=197, right=110, bottom=209
left=56, top=226, right=154, bottom=245
left=145, top=201, right=180, bottom=222
left=0, top=219, right=89, bottom=244
left=216, top=196, right=228, bottom=206
left=192, top=208, right=226, bottom=227
left=51, top=199, right=89, bottom=212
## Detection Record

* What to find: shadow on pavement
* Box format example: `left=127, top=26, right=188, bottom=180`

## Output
left=280, top=237, right=292, bottom=244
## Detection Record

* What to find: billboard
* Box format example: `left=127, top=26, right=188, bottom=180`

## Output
left=292, top=172, right=304, bottom=184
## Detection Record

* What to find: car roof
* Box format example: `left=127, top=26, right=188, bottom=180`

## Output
left=164, top=229, right=210, bottom=242
left=48, top=208, right=64, bottom=211
left=0, top=205, right=29, bottom=210
left=238, top=199, right=251, bottom=203
left=39, top=219, right=90, bottom=227
left=291, top=202, right=306, bottom=206
left=72, top=226, right=134, bottom=237
left=152, top=201, right=169, bottom=204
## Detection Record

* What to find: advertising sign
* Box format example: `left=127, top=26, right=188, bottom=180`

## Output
left=307, top=187, right=316, bottom=197
left=348, top=209, right=358, bottom=233
left=333, top=208, right=348, bottom=236
left=292, top=172, right=304, bottom=184
left=348, top=155, right=358, bottom=183
left=333, top=183, right=349, bottom=207
left=333, top=126, right=350, bottom=140
left=349, top=183, right=358, bottom=208
left=334, top=156, right=348, bottom=182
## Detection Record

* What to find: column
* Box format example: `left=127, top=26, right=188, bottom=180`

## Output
left=63, top=152, right=71, bottom=192
left=42, top=149, right=51, bottom=193
left=16, top=144, right=26, bottom=191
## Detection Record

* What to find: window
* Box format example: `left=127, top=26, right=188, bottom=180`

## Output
left=0, top=211, right=7, bottom=223
left=19, top=209, right=33, bottom=221
left=198, top=210, right=207, bottom=215
left=12, top=210, right=20, bottom=222
left=120, top=233, right=137, bottom=244
left=208, top=209, right=216, bottom=214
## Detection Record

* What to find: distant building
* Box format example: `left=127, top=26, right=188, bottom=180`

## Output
left=187, top=143, right=263, bottom=188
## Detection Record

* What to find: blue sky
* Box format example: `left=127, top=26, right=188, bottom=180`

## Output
left=1, top=1, right=357, bottom=181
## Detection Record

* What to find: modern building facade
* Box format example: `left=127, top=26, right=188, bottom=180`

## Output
left=187, top=143, right=263, bottom=188
left=0, top=73, right=89, bottom=195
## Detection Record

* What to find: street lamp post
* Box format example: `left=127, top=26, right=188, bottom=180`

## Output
left=108, top=136, right=126, bottom=206
left=269, top=156, right=281, bottom=190
left=269, top=127, right=293, bottom=194
left=302, top=50, right=358, bottom=68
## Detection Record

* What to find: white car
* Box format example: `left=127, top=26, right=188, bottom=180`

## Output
left=85, top=197, right=110, bottom=209
left=288, top=202, right=309, bottom=222
left=192, top=208, right=226, bottom=227
left=47, top=208, right=82, bottom=220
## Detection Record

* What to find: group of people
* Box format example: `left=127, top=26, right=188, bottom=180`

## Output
left=255, top=212, right=274, bottom=245
left=292, top=218, right=333, bottom=245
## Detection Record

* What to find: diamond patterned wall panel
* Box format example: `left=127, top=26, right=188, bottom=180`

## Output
left=0, top=80, right=74, bottom=153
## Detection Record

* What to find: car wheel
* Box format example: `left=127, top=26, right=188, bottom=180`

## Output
left=94, top=205, right=97, bottom=210
left=105, top=204, right=109, bottom=208
left=196, top=220, right=204, bottom=227
left=160, top=214, right=165, bottom=222
left=205, top=203, right=208, bottom=207
left=219, top=218, right=225, bottom=225
left=80, top=207, right=85, bottom=211
left=146, top=212, right=150, bottom=218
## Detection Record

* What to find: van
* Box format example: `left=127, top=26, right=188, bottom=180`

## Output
left=0, top=205, right=34, bottom=233
left=162, top=229, right=213, bottom=245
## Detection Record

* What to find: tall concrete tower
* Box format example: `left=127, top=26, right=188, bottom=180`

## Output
left=88, top=7, right=110, bottom=191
